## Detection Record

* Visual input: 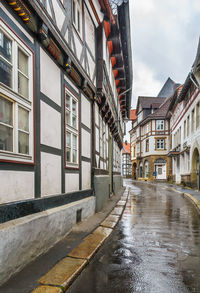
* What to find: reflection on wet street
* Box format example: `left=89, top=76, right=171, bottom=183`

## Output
left=68, top=180, right=200, bottom=293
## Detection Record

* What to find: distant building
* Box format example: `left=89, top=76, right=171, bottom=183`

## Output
left=130, top=78, right=179, bottom=181
left=122, top=141, right=131, bottom=177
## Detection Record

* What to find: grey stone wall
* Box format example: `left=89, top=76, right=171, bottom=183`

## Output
left=94, top=175, right=123, bottom=212
left=113, top=175, right=123, bottom=194
left=94, top=175, right=110, bottom=212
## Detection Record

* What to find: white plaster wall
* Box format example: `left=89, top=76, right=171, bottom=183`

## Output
left=82, top=161, right=91, bottom=190
left=82, top=129, right=91, bottom=158
left=73, top=33, right=83, bottom=60
left=40, top=101, right=61, bottom=149
left=85, top=4, right=95, bottom=54
left=40, top=48, right=61, bottom=106
left=81, top=94, right=91, bottom=129
left=65, top=173, right=79, bottom=193
left=41, top=152, right=61, bottom=196
left=53, top=0, right=65, bottom=31
left=0, top=171, right=34, bottom=204
left=96, top=126, right=99, bottom=152
left=0, top=196, right=95, bottom=286
left=95, top=104, right=99, bottom=126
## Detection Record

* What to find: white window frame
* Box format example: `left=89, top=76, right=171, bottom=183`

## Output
left=156, top=120, right=164, bottom=131
left=65, top=89, right=79, bottom=167
left=0, top=21, right=34, bottom=163
left=72, top=0, right=82, bottom=35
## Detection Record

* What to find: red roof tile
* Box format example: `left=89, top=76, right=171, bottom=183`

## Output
left=123, top=142, right=131, bottom=154
left=130, top=109, right=137, bottom=120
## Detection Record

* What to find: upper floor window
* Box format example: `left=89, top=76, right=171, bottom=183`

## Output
left=145, top=139, right=149, bottom=152
left=65, top=90, right=79, bottom=167
left=191, top=109, right=195, bottom=133
left=196, top=103, right=200, bottom=129
left=156, top=139, right=164, bottom=150
left=72, top=0, right=82, bottom=34
left=156, top=120, right=164, bottom=132
left=0, top=22, right=33, bottom=163
left=187, top=115, right=190, bottom=137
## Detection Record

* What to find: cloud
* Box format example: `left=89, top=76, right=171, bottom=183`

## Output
left=125, top=0, right=200, bottom=141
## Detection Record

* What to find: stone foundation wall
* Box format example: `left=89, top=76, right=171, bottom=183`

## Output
left=0, top=197, right=95, bottom=286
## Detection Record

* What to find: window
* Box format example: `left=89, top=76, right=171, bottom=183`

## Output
left=191, top=109, right=195, bottom=133
left=145, top=139, right=149, bottom=152
left=72, top=0, right=82, bottom=34
left=184, top=120, right=186, bottom=139
left=0, top=23, right=33, bottom=162
left=196, top=103, right=200, bottom=129
left=65, top=90, right=79, bottom=166
left=187, top=115, right=190, bottom=137
left=156, top=139, right=164, bottom=149
left=156, top=120, right=164, bottom=132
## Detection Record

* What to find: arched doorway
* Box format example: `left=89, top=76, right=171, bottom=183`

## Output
left=191, top=148, right=200, bottom=189
left=154, top=158, right=167, bottom=180
left=132, top=163, right=137, bottom=179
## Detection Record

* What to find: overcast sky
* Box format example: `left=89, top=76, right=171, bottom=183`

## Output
left=124, top=0, right=200, bottom=141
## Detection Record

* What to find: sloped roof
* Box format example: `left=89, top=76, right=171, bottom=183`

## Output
left=136, top=96, right=166, bottom=113
left=140, top=96, right=172, bottom=125
left=122, top=142, right=130, bottom=154
left=130, top=109, right=137, bottom=120
left=157, top=77, right=180, bottom=98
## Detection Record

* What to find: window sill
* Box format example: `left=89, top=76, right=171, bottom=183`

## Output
left=0, top=151, right=34, bottom=164
left=65, top=163, right=79, bottom=170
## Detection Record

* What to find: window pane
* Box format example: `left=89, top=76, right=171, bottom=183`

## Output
left=72, top=100, right=77, bottom=115
left=72, top=149, right=77, bottom=163
left=18, top=131, right=29, bottom=154
left=0, top=57, right=12, bottom=88
left=0, top=124, right=13, bottom=151
left=73, top=0, right=76, bottom=23
left=66, top=147, right=71, bottom=162
left=73, top=134, right=77, bottom=149
left=18, top=72, right=28, bottom=98
left=66, top=94, right=70, bottom=109
left=0, top=96, right=12, bottom=125
left=72, top=115, right=77, bottom=128
left=0, top=29, right=12, bottom=62
left=77, top=10, right=80, bottom=32
left=66, top=109, right=70, bottom=125
left=18, top=107, right=29, bottom=131
left=18, top=48, right=28, bottom=76
left=66, top=132, right=71, bottom=147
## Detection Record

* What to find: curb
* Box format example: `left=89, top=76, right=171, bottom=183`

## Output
left=31, top=189, right=130, bottom=293
left=183, top=192, right=200, bottom=213
left=170, top=187, right=200, bottom=213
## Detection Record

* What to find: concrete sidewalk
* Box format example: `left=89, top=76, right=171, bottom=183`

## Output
left=0, top=186, right=128, bottom=293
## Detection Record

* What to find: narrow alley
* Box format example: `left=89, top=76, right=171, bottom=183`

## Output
left=67, top=180, right=200, bottom=293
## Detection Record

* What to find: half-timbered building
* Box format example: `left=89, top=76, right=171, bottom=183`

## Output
left=0, top=0, right=132, bottom=285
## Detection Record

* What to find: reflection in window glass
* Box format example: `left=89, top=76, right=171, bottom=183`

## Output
left=18, top=131, right=29, bottom=154
left=18, top=107, right=29, bottom=131
left=0, top=124, right=13, bottom=151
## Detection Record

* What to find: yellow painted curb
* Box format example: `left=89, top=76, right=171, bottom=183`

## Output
left=171, top=188, right=183, bottom=194
left=184, top=192, right=200, bottom=211
left=31, top=285, right=63, bottom=293
left=32, top=192, right=128, bottom=293
left=92, top=226, right=113, bottom=243
left=68, top=233, right=104, bottom=260
left=100, top=220, right=116, bottom=229
left=111, top=206, right=124, bottom=215
left=38, top=257, right=87, bottom=291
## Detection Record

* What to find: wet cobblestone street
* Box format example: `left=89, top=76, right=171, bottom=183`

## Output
left=68, top=180, right=200, bottom=293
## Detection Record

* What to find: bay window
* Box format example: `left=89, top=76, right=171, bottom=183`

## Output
left=156, top=139, right=165, bottom=150
left=0, top=22, right=33, bottom=163
left=65, top=90, right=79, bottom=167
